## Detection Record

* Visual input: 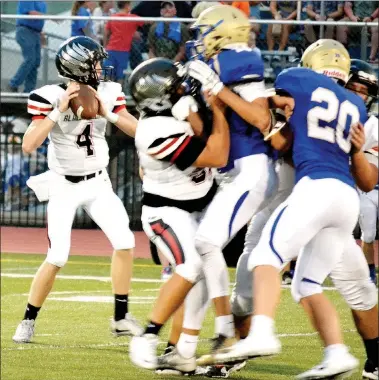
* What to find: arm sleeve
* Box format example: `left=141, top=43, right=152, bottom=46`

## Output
left=27, top=90, right=53, bottom=120
left=274, top=70, right=303, bottom=99
left=112, top=92, right=127, bottom=113
left=147, top=133, right=206, bottom=171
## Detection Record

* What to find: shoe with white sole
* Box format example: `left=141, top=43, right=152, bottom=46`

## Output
left=211, top=333, right=281, bottom=365
left=363, top=359, right=378, bottom=380
left=110, top=313, right=143, bottom=337
left=201, top=360, right=247, bottom=378
left=155, top=347, right=196, bottom=375
left=129, top=333, right=159, bottom=370
left=296, top=351, right=359, bottom=379
left=197, top=335, right=238, bottom=366
left=13, top=319, right=35, bottom=343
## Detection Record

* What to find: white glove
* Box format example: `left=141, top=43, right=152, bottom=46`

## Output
left=185, top=60, right=224, bottom=95
left=172, top=96, right=199, bottom=121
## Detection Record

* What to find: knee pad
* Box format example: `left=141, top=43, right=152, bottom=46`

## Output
left=291, top=278, right=323, bottom=303
left=334, top=278, right=377, bottom=311
left=46, top=249, right=69, bottom=268
left=175, top=260, right=202, bottom=284
left=194, top=238, right=229, bottom=299
left=230, top=291, right=253, bottom=317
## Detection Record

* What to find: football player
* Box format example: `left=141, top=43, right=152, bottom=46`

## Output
left=175, top=4, right=278, bottom=366
left=213, top=39, right=372, bottom=379
left=229, top=57, right=379, bottom=380
left=128, top=57, right=230, bottom=373
left=13, top=36, right=142, bottom=343
left=346, top=59, right=379, bottom=285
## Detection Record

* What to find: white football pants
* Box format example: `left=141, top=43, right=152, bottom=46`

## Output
left=358, top=188, right=379, bottom=243
left=46, top=170, right=134, bottom=267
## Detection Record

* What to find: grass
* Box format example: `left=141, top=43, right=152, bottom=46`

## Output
left=1, top=253, right=369, bottom=380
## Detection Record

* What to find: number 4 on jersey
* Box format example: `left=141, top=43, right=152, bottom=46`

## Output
left=76, top=123, right=95, bottom=157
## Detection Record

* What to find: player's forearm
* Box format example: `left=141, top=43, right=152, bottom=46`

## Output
left=112, top=110, right=138, bottom=138
left=351, top=152, right=378, bottom=192
left=187, top=111, right=204, bottom=138
left=195, top=109, right=229, bottom=168
left=23, top=118, right=55, bottom=154
left=217, top=88, right=271, bottom=132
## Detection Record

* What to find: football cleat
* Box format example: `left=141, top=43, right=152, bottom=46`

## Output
left=155, top=347, right=196, bottom=375
left=211, top=333, right=281, bottom=365
left=110, top=313, right=143, bottom=337
left=362, top=359, right=378, bottom=380
left=196, top=335, right=238, bottom=366
left=202, top=360, right=247, bottom=378
left=129, top=333, right=159, bottom=370
left=296, top=351, right=358, bottom=379
left=13, top=319, right=35, bottom=343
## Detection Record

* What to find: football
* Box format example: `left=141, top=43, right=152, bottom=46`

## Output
left=69, top=84, right=99, bottom=120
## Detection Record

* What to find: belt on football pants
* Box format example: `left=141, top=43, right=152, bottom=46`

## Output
left=65, top=170, right=102, bottom=184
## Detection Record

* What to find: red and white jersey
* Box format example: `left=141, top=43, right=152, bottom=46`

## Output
left=27, top=81, right=126, bottom=176
left=135, top=116, right=214, bottom=202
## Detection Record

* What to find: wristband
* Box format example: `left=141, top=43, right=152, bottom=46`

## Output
left=105, top=111, right=119, bottom=124
left=47, top=108, right=61, bottom=123
left=211, top=82, right=225, bottom=96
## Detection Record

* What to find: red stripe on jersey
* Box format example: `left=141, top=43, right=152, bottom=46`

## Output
left=151, top=137, right=179, bottom=156
left=170, top=136, right=191, bottom=163
left=113, top=105, right=126, bottom=114
left=116, top=96, right=125, bottom=101
left=32, top=115, right=46, bottom=120
left=373, top=146, right=378, bottom=151
left=28, top=104, right=52, bottom=112
left=150, top=222, right=184, bottom=265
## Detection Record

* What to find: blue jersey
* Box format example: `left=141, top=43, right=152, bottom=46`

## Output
left=275, top=67, right=368, bottom=187
left=209, top=47, right=271, bottom=172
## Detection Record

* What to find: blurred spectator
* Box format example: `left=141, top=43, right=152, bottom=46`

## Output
left=132, top=1, right=193, bottom=18
left=221, top=1, right=250, bottom=16
left=305, top=1, right=344, bottom=45
left=103, top=1, right=144, bottom=83
left=266, top=1, right=299, bottom=60
left=8, top=1, right=47, bottom=93
left=250, top=1, right=263, bottom=34
left=338, top=1, right=379, bottom=63
left=71, top=1, right=97, bottom=39
left=148, top=2, right=190, bottom=62
left=93, top=1, right=115, bottom=45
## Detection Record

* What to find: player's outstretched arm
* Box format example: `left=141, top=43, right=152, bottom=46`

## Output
left=90, top=88, right=138, bottom=138
left=193, top=95, right=230, bottom=168
left=23, top=83, right=80, bottom=154
left=350, top=122, right=378, bottom=192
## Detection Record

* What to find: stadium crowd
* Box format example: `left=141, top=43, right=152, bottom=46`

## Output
left=7, top=0, right=379, bottom=93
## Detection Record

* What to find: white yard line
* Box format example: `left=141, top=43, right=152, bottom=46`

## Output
left=1, top=273, right=163, bottom=283
left=3, top=330, right=357, bottom=352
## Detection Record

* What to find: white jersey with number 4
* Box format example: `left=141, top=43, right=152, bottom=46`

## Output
left=27, top=81, right=126, bottom=176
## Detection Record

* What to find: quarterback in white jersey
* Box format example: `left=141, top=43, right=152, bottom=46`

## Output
left=128, top=58, right=230, bottom=374
left=13, top=37, right=142, bottom=344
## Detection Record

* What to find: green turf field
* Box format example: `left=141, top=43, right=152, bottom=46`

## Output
left=1, top=253, right=369, bottom=380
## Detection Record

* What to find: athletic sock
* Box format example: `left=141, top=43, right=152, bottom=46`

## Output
left=23, top=303, right=41, bottom=321
left=114, top=294, right=128, bottom=321
left=250, top=315, right=274, bottom=337
left=215, top=315, right=235, bottom=338
left=364, top=337, right=379, bottom=367
left=144, top=320, right=163, bottom=336
left=368, top=264, right=376, bottom=283
left=177, top=333, right=199, bottom=359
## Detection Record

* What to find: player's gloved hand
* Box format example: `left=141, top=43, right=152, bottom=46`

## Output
left=172, top=95, right=199, bottom=121
left=58, top=82, right=80, bottom=113
left=185, top=60, right=224, bottom=96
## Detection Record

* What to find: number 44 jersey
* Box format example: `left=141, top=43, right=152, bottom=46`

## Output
left=27, top=81, right=126, bottom=176
left=275, top=67, right=368, bottom=188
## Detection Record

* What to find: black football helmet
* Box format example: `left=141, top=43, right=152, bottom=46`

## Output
left=55, top=36, right=112, bottom=88
left=347, top=59, right=378, bottom=111
left=129, top=58, right=187, bottom=116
